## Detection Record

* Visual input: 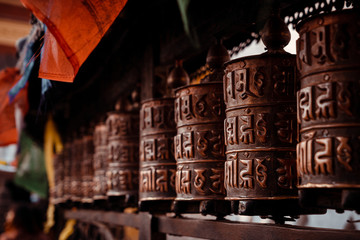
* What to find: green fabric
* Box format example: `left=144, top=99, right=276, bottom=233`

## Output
left=14, top=132, right=48, bottom=198
left=177, top=0, right=199, bottom=47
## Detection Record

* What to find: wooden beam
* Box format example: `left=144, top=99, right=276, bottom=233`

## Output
left=0, top=18, right=31, bottom=47
left=0, top=0, right=23, bottom=7
left=65, top=209, right=360, bottom=240
left=65, top=210, right=141, bottom=228
left=0, top=3, right=30, bottom=23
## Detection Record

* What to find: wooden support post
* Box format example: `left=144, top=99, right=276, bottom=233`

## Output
left=138, top=212, right=166, bottom=240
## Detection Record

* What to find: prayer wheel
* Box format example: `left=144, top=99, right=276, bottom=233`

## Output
left=223, top=14, right=298, bottom=213
left=139, top=98, right=177, bottom=202
left=139, top=61, right=188, bottom=212
left=71, top=134, right=83, bottom=202
left=106, top=100, right=139, bottom=205
left=81, top=127, right=95, bottom=203
left=296, top=9, right=360, bottom=211
left=93, top=122, right=108, bottom=201
left=52, top=151, right=64, bottom=205
left=174, top=52, right=228, bottom=203
left=63, top=140, right=72, bottom=202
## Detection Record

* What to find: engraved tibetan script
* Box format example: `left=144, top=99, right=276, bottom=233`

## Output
left=176, top=167, right=191, bottom=194
left=225, top=156, right=268, bottom=190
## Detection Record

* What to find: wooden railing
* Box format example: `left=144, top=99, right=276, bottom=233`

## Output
left=65, top=209, right=360, bottom=240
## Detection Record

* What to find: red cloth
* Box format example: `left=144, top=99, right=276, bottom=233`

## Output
left=21, top=0, right=128, bottom=82
left=0, top=68, right=28, bottom=146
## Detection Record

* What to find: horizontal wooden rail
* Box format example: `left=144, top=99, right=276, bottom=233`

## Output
left=65, top=209, right=360, bottom=240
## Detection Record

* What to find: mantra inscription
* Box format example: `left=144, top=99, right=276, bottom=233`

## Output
left=296, top=10, right=360, bottom=74
left=94, top=170, right=108, bottom=199
left=106, top=167, right=138, bottom=195
left=176, top=165, right=225, bottom=197
left=224, top=152, right=297, bottom=199
left=93, top=123, right=108, bottom=200
left=52, top=152, right=64, bottom=204
left=175, top=129, right=225, bottom=160
left=224, top=60, right=296, bottom=108
left=225, top=109, right=296, bottom=150
left=63, top=142, right=72, bottom=200
left=297, top=81, right=354, bottom=127
left=296, top=10, right=360, bottom=188
left=107, top=112, right=139, bottom=140
left=297, top=136, right=352, bottom=176
left=109, top=142, right=138, bottom=163
left=140, top=99, right=175, bottom=134
left=140, top=137, right=173, bottom=162
left=106, top=111, right=139, bottom=197
left=175, top=84, right=225, bottom=127
left=224, top=51, right=298, bottom=200
left=139, top=98, right=177, bottom=201
left=140, top=167, right=176, bottom=193
left=71, top=137, right=83, bottom=201
left=297, top=132, right=360, bottom=187
left=174, top=83, right=226, bottom=200
left=82, top=135, right=94, bottom=202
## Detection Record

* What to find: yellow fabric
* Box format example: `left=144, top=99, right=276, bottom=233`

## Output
left=58, top=219, right=76, bottom=240
left=190, top=65, right=210, bottom=85
left=44, top=115, right=63, bottom=189
left=123, top=208, right=139, bottom=240
left=44, top=203, right=55, bottom=233
left=43, top=115, right=63, bottom=232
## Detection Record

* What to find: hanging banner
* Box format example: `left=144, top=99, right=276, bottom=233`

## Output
left=0, top=68, right=28, bottom=147
left=15, top=132, right=48, bottom=198
left=21, top=0, right=128, bottom=82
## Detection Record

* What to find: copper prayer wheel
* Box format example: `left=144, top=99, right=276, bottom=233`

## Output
left=93, top=122, right=108, bottom=201
left=139, top=98, right=177, bottom=201
left=63, top=140, right=72, bottom=202
left=105, top=104, right=139, bottom=200
left=81, top=129, right=95, bottom=203
left=174, top=82, right=226, bottom=200
left=224, top=14, right=298, bottom=201
left=296, top=10, right=360, bottom=196
left=52, top=151, right=64, bottom=205
left=71, top=134, right=83, bottom=202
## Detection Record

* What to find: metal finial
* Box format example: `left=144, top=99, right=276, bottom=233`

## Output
left=261, top=12, right=291, bottom=53
left=167, top=59, right=190, bottom=90
left=206, top=39, right=230, bottom=69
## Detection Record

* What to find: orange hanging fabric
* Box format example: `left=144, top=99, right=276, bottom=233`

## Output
left=0, top=68, right=28, bottom=146
left=20, top=0, right=128, bottom=82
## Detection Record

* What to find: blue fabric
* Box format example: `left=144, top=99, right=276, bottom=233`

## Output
left=8, top=25, right=45, bottom=101
left=8, top=42, right=36, bottom=102
left=40, top=30, right=52, bottom=96
left=41, top=78, right=52, bottom=95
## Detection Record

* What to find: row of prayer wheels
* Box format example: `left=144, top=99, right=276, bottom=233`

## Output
left=51, top=8, right=360, bottom=217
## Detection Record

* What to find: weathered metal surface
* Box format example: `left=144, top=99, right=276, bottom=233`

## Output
left=105, top=111, right=139, bottom=198
left=71, top=135, right=83, bottom=202
left=174, top=82, right=226, bottom=200
left=93, top=122, right=108, bottom=200
left=81, top=132, right=94, bottom=203
left=224, top=14, right=297, bottom=200
left=296, top=10, right=360, bottom=189
left=139, top=98, right=177, bottom=201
